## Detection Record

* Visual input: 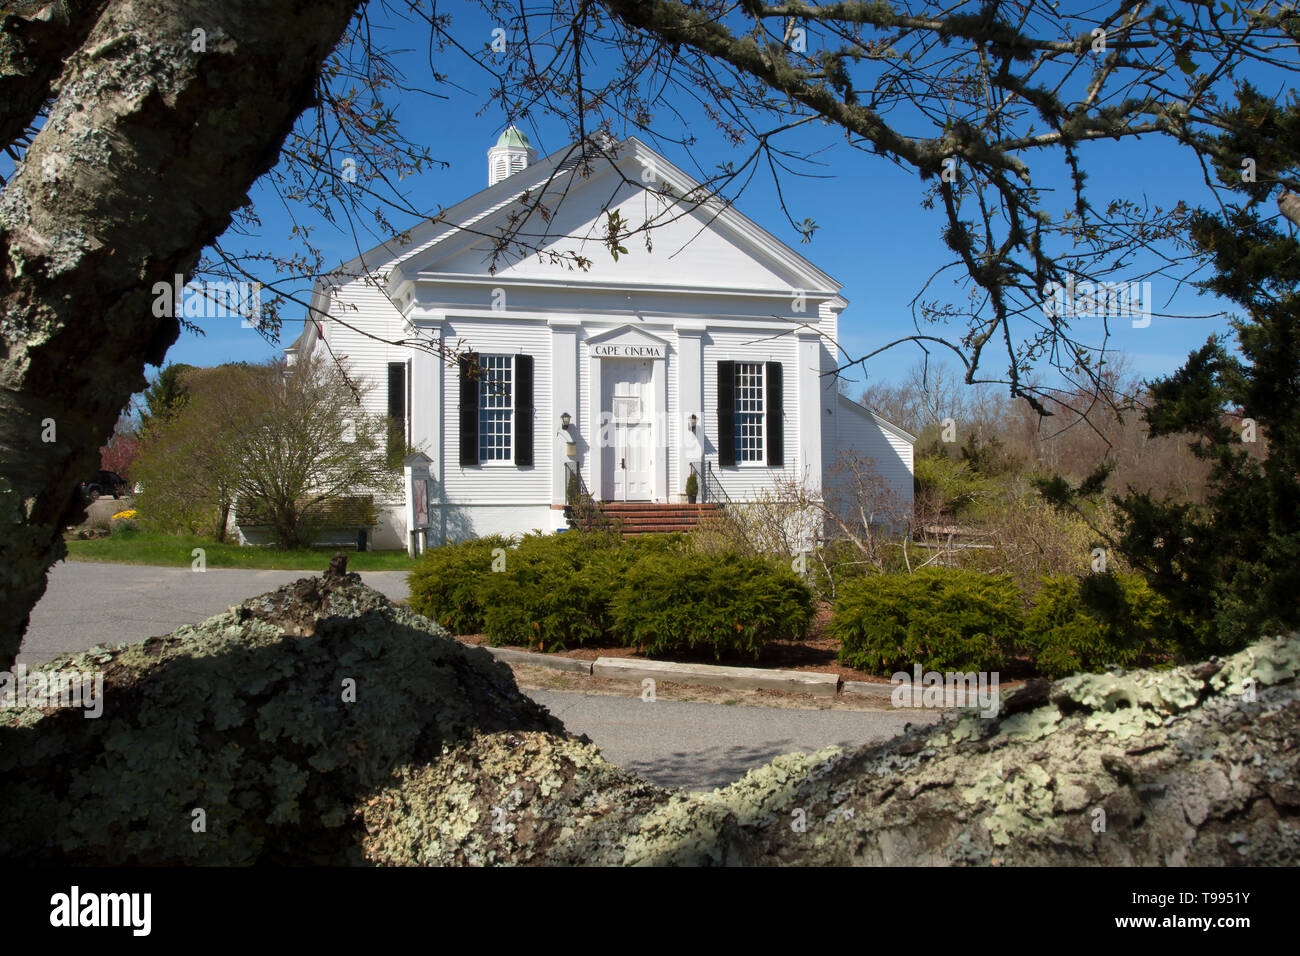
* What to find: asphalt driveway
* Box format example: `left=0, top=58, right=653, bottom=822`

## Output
left=18, top=560, right=409, bottom=665
left=19, top=560, right=932, bottom=791
left=531, top=689, right=935, bottom=790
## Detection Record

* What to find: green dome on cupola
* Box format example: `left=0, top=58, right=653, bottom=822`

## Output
left=488, top=125, right=536, bottom=186
left=496, top=126, right=530, bottom=149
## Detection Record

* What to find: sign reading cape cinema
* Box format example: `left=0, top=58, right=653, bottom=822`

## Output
left=592, top=343, right=664, bottom=358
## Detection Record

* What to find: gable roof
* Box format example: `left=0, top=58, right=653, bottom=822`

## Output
left=838, top=393, right=917, bottom=444
left=305, top=135, right=848, bottom=322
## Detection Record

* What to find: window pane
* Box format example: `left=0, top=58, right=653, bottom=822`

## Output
left=478, top=355, right=513, bottom=461
left=734, top=362, right=764, bottom=463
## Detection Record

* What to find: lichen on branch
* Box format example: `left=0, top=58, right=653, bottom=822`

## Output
left=2, top=559, right=1295, bottom=865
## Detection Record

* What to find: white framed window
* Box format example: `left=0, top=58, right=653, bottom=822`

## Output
left=734, top=362, right=765, bottom=464
left=478, top=354, right=513, bottom=462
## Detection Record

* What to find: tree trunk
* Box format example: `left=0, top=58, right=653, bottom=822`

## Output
left=213, top=496, right=231, bottom=544
left=0, top=0, right=362, bottom=669
left=3, top=567, right=1296, bottom=865
left=271, top=502, right=299, bottom=550
left=0, top=1, right=109, bottom=150
left=363, top=634, right=1300, bottom=866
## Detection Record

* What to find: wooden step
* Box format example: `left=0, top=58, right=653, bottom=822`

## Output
left=599, top=507, right=720, bottom=515
left=572, top=501, right=723, bottom=537
left=600, top=505, right=718, bottom=509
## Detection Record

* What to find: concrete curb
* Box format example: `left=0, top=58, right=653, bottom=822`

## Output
left=841, top=680, right=897, bottom=700
left=479, top=645, right=594, bottom=675
left=591, top=656, right=839, bottom=697
left=471, top=641, right=973, bottom=706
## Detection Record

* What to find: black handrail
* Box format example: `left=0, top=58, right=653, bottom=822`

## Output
left=564, top=459, right=589, bottom=504
left=702, top=461, right=734, bottom=506
left=564, top=460, right=606, bottom=531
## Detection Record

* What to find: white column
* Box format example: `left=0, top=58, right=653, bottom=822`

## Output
left=403, top=460, right=418, bottom=557
left=819, top=338, right=838, bottom=483
left=796, top=330, right=824, bottom=492
left=675, top=323, right=705, bottom=499
left=409, top=313, right=444, bottom=542
left=589, top=354, right=603, bottom=501
left=652, top=357, right=667, bottom=502
left=549, top=319, right=580, bottom=505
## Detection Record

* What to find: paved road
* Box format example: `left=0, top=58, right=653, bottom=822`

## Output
left=531, top=689, right=936, bottom=791
left=20, top=561, right=934, bottom=790
left=18, top=561, right=410, bottom=665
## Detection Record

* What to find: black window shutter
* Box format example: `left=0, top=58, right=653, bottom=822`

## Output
left=459, top=352, right=479, bottom=466
left=766, top=361, right=784, bottom=467
left=387, top=362, right=407, bottom=465
left=717, top=360, right=735, bottom=467
left=387, top=362, right=406, bottom=424
left=514, top=354, right=534, bottom=466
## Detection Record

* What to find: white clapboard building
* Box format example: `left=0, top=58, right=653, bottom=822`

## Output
left=284, top=128, right=914, bottom=551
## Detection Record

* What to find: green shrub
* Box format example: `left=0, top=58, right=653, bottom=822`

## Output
left=832, top=568, right=1022, bottom=673
left=474, top=532, right=689, bottom=650
left=411, top=530, right=788, bottom=655
left=621, top=531, right=692, bottom=561
left=478, top=545, right=626, bottom=650
left=611, top=552, right=814, bottom=659
left=913, top=455, right=992, bottom=518
left=406, top=535, right=511, bottom=633
left=514, top=528, right=617, bottom=564
left=1022, top=573, right=1175, bottom=678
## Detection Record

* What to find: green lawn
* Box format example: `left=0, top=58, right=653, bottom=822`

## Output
left=65, top=531, right=417, bottom=571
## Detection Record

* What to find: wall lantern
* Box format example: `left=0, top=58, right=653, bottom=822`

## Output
left=688, top=413, right=698, bottom=433
left=560, top=412, right=576, bottom=459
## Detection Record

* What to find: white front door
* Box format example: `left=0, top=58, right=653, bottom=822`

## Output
left=602, top=360, right=654, bottom=501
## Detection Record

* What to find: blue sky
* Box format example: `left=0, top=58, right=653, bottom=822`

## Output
left=165, top=2, right=1248, bottom=398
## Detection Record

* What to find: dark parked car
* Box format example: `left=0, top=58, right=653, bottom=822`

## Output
left=79, top=470, right=130, bottom=502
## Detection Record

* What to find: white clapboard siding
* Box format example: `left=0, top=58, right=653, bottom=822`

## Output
left=830, top=394, right=916, bottom=515
left=442, top=317, right=552, bottom=506
left=313, top=276, right=412, bottom=506
left=701, top=329, right=802, bottom=499
left=817, top=299, right=840, bottom=373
